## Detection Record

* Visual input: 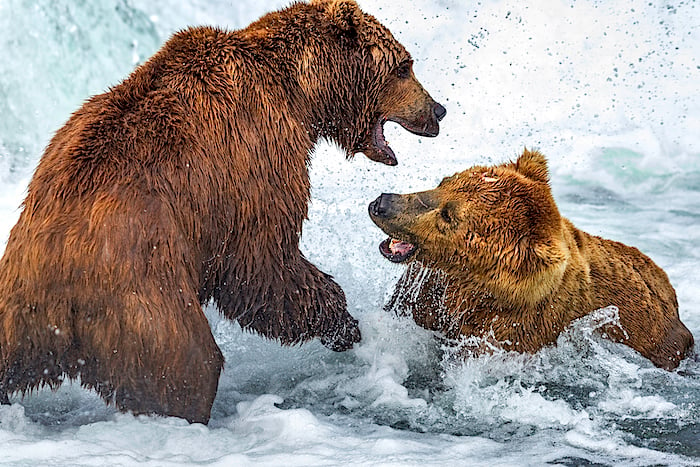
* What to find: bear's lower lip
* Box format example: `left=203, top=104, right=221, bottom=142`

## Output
left=361, top=115, right=439, bottom=166
left=379, top=237, right=416, bottom=263
left=362, top=119, right=398, bottom=166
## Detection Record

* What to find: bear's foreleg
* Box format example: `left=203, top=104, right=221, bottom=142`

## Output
left=385, top=261, right=449, bottom=332
left=218, top=255, right=361, bottom=351
left=301, top=258, right=362, bottom=352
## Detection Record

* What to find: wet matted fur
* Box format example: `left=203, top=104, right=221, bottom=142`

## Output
left=0, top=0, right=445, bottom=423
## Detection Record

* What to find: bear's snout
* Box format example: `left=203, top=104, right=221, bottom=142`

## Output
left=369, top=193, right=401, bottom=219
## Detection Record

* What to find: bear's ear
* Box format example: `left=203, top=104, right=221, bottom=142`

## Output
left=534, top=239, right=568, bottom=267
left=313, top=0, right=364, bottom=33
left=515, top=149, right=549, bottom=184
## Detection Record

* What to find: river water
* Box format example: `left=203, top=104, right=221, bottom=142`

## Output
left=0, top=0, right=698, bottom=465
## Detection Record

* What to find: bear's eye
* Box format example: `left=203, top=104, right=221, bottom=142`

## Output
left=440, top=206, right=453, bottom=224
left=396, top=61, right=412, bottom=79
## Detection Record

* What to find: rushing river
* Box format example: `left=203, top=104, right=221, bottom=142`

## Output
left=1, top=0, right=698, bottom=465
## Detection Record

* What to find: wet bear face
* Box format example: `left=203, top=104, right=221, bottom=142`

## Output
left=358, top=42, right=446, bottom=166
left=368, top=150, right=564, bottom=280
left=303, top=0, right=446, bottom=166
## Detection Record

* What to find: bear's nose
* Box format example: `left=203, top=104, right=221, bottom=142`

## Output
left=432, top=102, right=446, bottom=121
left=369, top=193, right=399, bottom=218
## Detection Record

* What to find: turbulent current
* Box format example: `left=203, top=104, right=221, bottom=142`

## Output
left=0, top=0, right=699, bottom=465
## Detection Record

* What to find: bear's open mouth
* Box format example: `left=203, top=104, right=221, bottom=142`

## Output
left=379, top=237, right=416, bottom=263
left=362, top=112, right=441, bottom=166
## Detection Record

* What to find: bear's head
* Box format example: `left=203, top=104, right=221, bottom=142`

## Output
left=303, top=0, right=446, bottom=165
left=369, top=150, right=570, bottom=306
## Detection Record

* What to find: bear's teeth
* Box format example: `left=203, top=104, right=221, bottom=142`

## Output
left=390, top=238, right=401, bottom=253
left=390, top=238, right=413, bottom=255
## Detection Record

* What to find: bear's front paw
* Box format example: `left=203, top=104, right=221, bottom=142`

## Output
left=320, top=315, right=361, bottom=352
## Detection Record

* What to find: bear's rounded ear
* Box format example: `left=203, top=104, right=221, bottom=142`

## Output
left=515, top=149, right=549, bottom=184
left=534, top=239, right=568, bottom=266
left=313, top=0, right=364, bottom=33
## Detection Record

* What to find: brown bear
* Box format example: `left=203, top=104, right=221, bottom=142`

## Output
left=369, top=149, right=694, bottom=370
left=0, top=0, right=445, bottom=424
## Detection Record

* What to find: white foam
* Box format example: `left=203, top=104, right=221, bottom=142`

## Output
left=0, top=0, right=698, bottom=465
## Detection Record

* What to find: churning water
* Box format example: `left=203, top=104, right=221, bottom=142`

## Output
left=0, top=0, right=699, bottom=465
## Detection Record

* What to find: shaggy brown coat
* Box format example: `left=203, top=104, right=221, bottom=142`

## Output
left=0, top=0, right=444, bottom=424
left=369, top=149, right=694, bottom=370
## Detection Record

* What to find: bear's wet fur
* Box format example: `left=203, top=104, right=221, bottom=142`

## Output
left=369, top=149, right=694, bottom=370
left=0, top=0, right=444, bottom=423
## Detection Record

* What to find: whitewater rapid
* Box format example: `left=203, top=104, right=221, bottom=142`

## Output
left=0, top=0, right=699, bottom=465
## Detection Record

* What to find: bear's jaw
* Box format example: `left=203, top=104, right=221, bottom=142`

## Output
left=360, top=119, right=398, bottom=166
left=379, top=237, right=416, bottom=263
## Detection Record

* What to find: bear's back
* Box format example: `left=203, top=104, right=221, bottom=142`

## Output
left=573, top=224, right=693, bottom=368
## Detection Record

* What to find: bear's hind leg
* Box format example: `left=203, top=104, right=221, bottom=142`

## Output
left=648, top=320, right=695, bottom=370
left=75, top=292, right=223, bottom=424
left=0, top=297, right=77, bottom=403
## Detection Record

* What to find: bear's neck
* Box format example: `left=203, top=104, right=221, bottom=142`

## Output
left=237, top=11, right=368, bottom=153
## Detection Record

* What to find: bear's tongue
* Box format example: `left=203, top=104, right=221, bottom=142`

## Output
left=379, top=237, right=416, bottom=263
left=389, top=238, right=414, bottom=256
left=364, top=120, right=397, bottom=166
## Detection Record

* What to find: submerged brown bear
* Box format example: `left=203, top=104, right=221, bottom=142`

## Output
left=369, top=149, right=694, bottom=370
left=0, top=0, right=445, bottom=423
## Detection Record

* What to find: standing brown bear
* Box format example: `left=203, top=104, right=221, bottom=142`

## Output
left=369, top=149, right=694, bottom=370
left=0, top=0, right=445, bottom=424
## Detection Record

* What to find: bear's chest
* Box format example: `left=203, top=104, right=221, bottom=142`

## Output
left=446, top=291, right=567, bottom=353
